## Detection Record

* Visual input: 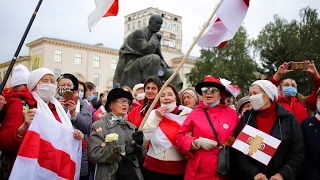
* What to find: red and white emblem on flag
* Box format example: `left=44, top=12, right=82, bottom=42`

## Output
left=232, top=125, right=281, bottom=165
left=9, top=110, right=82, bottom=180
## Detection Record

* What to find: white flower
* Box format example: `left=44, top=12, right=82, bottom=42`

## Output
left=105, top=133, right=119, bottom=142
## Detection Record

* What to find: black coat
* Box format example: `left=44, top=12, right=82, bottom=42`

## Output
left=300, top=116, right=320, bottom=180
left=232, top=103, right=304, bottom=180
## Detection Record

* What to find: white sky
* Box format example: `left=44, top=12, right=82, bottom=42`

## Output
left=0, top=0, right=319, bottom=63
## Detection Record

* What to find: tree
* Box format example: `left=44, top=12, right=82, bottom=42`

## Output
left=187, top=26, right=259, bottom=96
left=253, top=7, right=320, bottom=95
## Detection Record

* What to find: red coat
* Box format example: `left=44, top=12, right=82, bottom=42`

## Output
left=0, top=88, right=63, bottom=173
left=176, top=101, right=239, bottom=180
left=127, top=101, right=160, bottom=128
left=269, top=76, right=320, bottom=123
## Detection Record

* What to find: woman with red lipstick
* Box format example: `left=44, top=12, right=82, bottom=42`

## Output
left=176, top=75, right=240, bottom=180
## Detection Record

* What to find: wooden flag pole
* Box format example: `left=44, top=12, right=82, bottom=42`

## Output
left=138, top=0, right=224, bottom=130
left=0, top=0, right=43, bottom=94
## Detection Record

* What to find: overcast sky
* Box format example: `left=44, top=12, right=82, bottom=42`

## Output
left=0, top=0, right=319, bottom=63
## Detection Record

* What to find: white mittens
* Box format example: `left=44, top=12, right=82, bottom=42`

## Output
left=196, top=137, right=217, bottom=150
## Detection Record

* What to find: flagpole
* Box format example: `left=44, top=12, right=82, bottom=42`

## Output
left=138, top=0, right=224, bottom=130
left=0, top=0, right=43, bottom=94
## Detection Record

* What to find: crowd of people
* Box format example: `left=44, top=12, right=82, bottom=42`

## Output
left=0, top=60, right=319, bottom=180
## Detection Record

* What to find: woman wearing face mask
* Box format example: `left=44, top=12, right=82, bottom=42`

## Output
left=176, top=75, right=240, bottom=180
left=181, top=88, right=199, bottom=109
left=234, top=80, right=304, bottom=180
left=131, top=83, right=145, bottom=111
left=142, top=84, right=192, bottom=180
left=269, top=60, right=320, bottom=123
left=56, top=73, right=93, bottom=180
left=0, top=68, right=84, bottom=177
left=300, top=88, right=320, bottom=180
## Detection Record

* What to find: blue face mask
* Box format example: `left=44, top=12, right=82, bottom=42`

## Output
left=88, top=94, right=95, bottom=101
left=282, top=86, right=297, bottom=97
left=79, top=92, right=84, bottom=99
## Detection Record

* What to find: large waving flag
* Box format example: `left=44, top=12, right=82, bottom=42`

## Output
left=197, top=0, right=250, bottom=48
left=88, top=0, right=119, bottom=32
left=9, top=110, right=82, bottom=180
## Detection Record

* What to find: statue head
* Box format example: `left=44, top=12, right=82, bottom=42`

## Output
left=148, top=14, right=163, bottom=33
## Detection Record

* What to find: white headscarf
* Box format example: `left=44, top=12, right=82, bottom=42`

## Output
left=252, top=80, right=278, bottom=102
left=28, top=68, right=73, bottom=128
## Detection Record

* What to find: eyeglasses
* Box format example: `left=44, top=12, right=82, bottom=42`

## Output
left=201, top=87, right=219, bottom=94
left=115, top=99, right=131, bottom=104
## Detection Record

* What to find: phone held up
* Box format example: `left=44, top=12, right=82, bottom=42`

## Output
left=64, top=90, right=79, bottom=103
left=290, top=62, right=308, bottom=70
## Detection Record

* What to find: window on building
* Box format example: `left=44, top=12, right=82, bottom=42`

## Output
left=93, top=55, right=100, bottom=68
left=167, top=15, right=172, bottom=20
left=54, top=69, right=61, bottom=78
left=75, top=53, right=82, bottom=66
left=133, top=22, right=136, bottom=30
left=172, top=24, right=178, bottom=31
left=128, top=17, right=132, bottom=21
left=170, top=33, right=176, bottom=40
left=143, top=11, right=148, bottom=16
left=133, top=15, right=137, bottom=19
left=143, top=19, right=147, bottom=27
left=127, top=24, right=131, bottom=31
left=93, top=73, right=99, bottom=86
left=3, top=71, right=6, bottom=77
left=174, top=17, right=178, bottom=21
left=111, top=58, right=117, bottom=70
left=55, top=50, right=62, bottom=62
left=162, top=21, right=166, bottom=28
left=138, top=13, right=142, bottom=17
left=166, top=22, right=172, bottom=29
left=138, top=21, right=141, bottom=28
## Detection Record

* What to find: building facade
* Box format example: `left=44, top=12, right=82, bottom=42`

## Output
left=0, top=7, right=197, bottom=95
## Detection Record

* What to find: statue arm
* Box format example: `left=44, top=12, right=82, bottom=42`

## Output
left=132, top=30, right=160, bottom=54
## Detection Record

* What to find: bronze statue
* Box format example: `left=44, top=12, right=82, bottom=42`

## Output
left=113, top=14, right=183, bottom=91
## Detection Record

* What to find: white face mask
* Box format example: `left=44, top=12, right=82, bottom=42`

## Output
left=161, top=102, right=177, bottom=112
left=35, top=84, right=57, bottom=102
left=136, top=92, right=145, bottom=100
left=317, top=100, right=320, bottom=112
left=249, top=94, right=266, bottom=111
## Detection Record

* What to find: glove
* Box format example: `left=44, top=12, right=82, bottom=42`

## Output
left=125, top=143, right=140, bottom=155
left=132, top=130, right=144, bottom=146
left=196, top=137, right=217, bottom=150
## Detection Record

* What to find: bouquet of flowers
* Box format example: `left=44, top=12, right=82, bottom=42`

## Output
left=96, top=129, right=123, bottom=176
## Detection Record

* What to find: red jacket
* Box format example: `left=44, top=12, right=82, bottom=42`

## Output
left=176, top=101, right=239, bottom=180
left=0, top=88, right=64, bottom=173
left=269, top=76, right=320, bottom=123
left=127, top=101, right=160, bottom=128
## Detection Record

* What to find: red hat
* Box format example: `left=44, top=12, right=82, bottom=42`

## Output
left=195, top=75, right=240, bottom=98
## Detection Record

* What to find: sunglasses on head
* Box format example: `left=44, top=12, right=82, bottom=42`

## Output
left=201, top=87, right=219, bottom=94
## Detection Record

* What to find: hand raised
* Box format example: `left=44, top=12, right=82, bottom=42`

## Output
left=155, top=106, right=169, bottom=119
left=24, top=109, right=36, bottom=128
left=276, top=61, right=293, bottom=76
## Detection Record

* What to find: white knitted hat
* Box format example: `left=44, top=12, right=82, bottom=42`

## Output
left=10, top=65, right=30, bottom=87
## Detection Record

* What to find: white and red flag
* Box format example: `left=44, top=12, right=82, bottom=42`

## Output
left=9, top=110, right=82, bottom=180
left=197, top=0, right=250, bottom=48
left=232, top=125, right=281, bottom=165
left=88, top=0, right=119, bottom=31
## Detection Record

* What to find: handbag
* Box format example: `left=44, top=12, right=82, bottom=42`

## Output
left=203, top=109, right=230, bottom=176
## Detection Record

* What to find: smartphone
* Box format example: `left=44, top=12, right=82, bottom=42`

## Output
left=290, top=62, right=308, bottom=70
left=64, top=90, right=78, bottom=103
